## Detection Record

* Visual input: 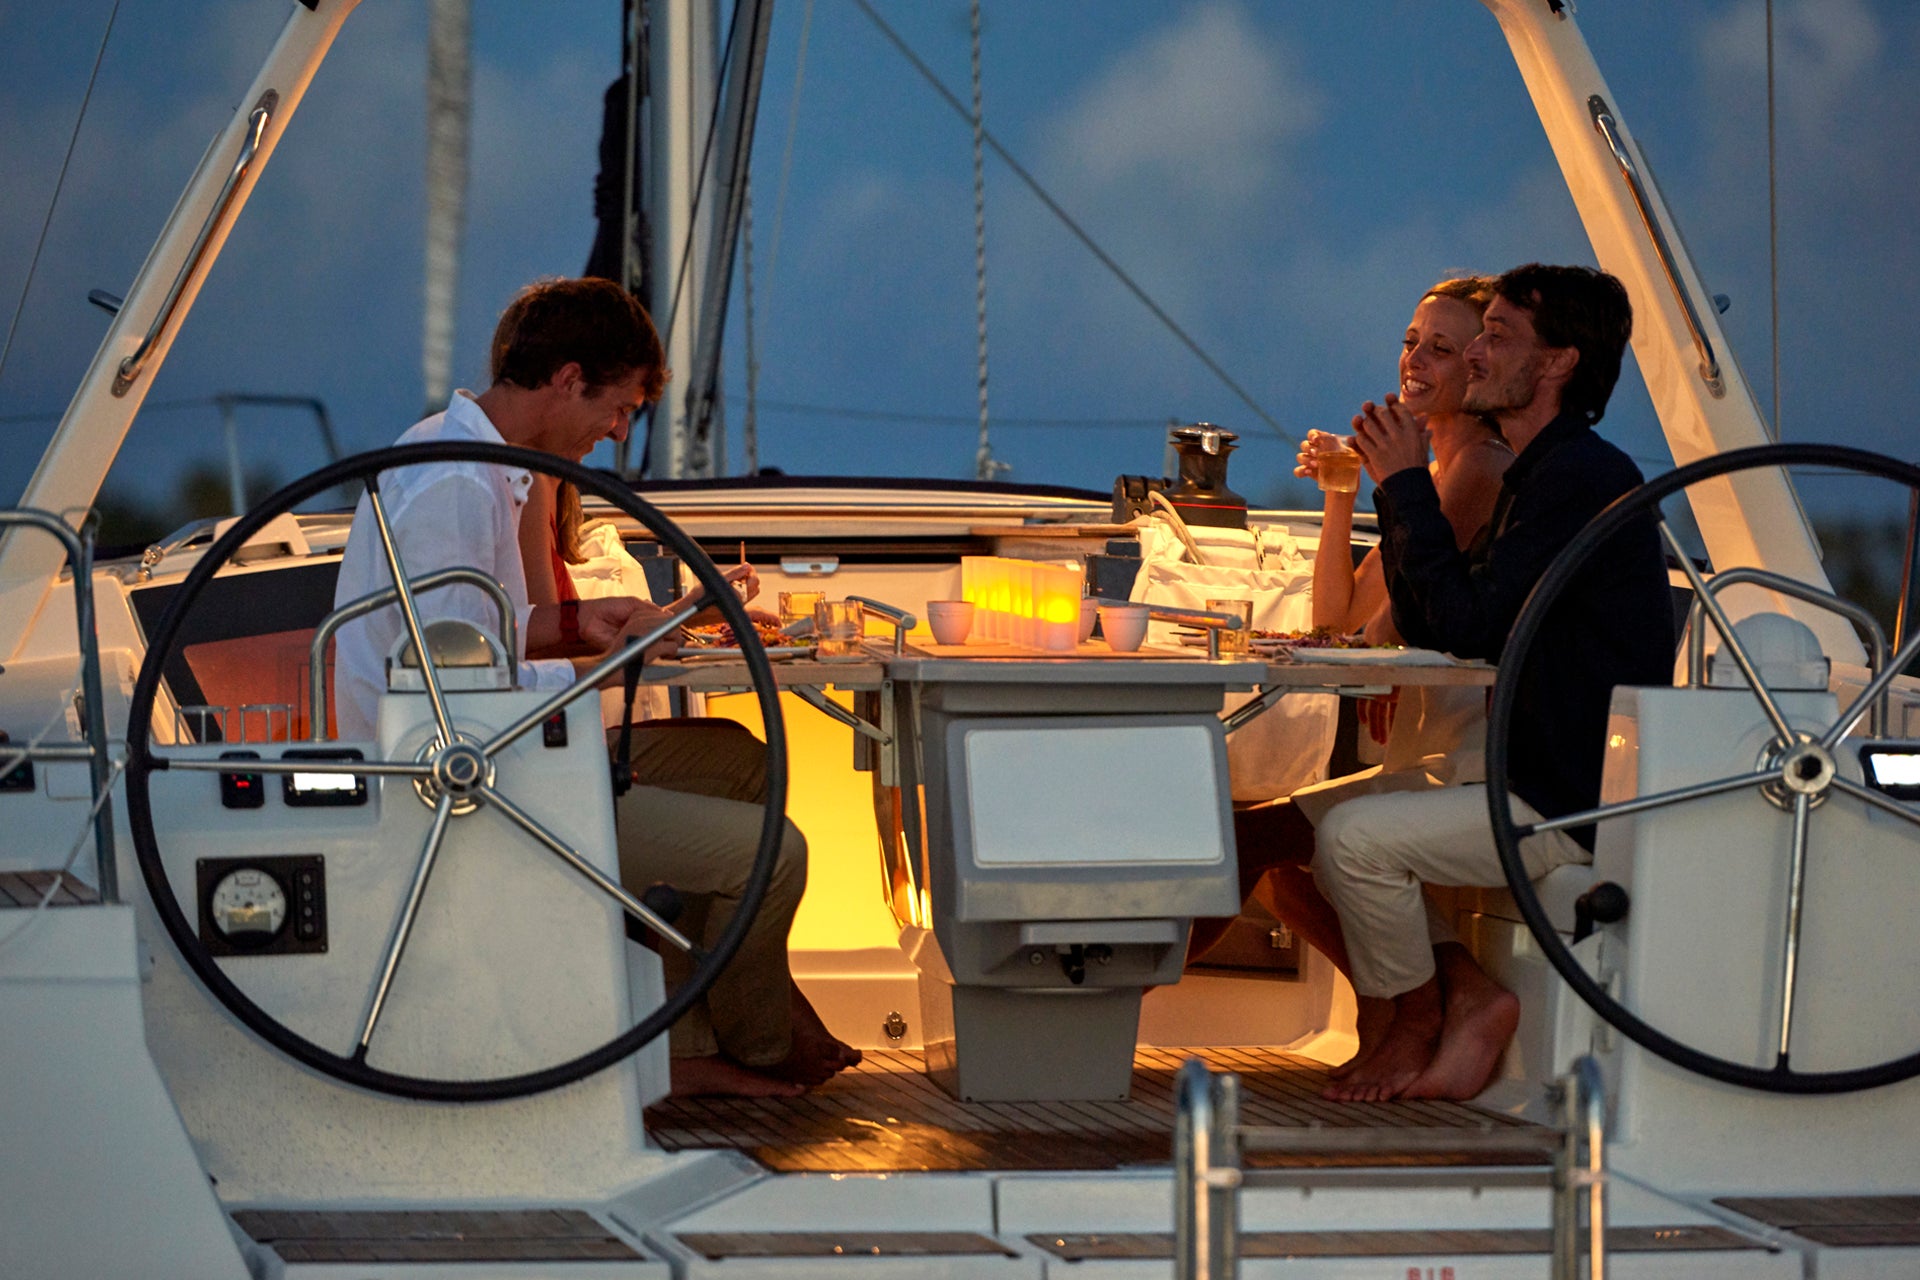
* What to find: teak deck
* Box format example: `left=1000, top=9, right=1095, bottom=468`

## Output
left=645, top=1045, right=1547, bottom=1175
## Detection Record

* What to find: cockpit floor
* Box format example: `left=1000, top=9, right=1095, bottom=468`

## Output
left=644, top=1045, right=1546, bottom=1174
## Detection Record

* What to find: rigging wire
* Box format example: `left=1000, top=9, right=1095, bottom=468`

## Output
left=1765, top=0, right=1781, bottom=441
left=762, top=0, right=815, bottom=298
left=847, top=0, right=1286, bottom=440
left=0, top=0, right=123, bottom=389
left=967, top=0, right=1002, bottom=481
left=742, top=178, right=760, bottom=472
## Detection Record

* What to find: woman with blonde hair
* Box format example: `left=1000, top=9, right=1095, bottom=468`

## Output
left=1218, top=276, right=1514, bottom=1082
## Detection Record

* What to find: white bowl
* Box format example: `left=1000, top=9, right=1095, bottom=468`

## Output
left=926, top=600, right=976, bottom=646
left=1098, top=603, right=1150, bottom=652
left=1078, top=597, right=1100, bottom=643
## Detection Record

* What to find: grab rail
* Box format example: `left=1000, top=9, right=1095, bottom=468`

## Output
left=0, top=510, right=118, bottom=901
left=847, top=595, right=918, bottom=655
left=1174, top=1054, right=1610, bottom=1280
left=1589, top=95, right=1724, bottom=398
left=1684, top=566, right=1889, bottom=734
left=308, top=568, right=518, bottom=741
left=113, top=92, right=278, bottom=396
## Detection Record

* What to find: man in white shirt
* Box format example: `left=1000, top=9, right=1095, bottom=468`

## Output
left=333, top=278, right=852, bottom=1096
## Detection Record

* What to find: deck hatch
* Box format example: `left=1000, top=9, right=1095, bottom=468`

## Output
left=1715, top=1195, right=1920, bottom=1247
left=677, top=1230, right=1016, bottom=1259
left=1030, top=1225, right=1762, bottom=1260
left=231, top=1207, right=642, bottom=1263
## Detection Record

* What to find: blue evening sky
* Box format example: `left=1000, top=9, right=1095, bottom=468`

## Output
left=1, top=0, right=1914, bottom=521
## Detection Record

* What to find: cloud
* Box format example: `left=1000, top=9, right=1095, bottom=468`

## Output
left=1045, top=2, right=1321, bottom=206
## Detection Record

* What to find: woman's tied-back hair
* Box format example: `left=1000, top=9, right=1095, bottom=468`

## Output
left=1492, top=264, right=1633, bottom=425
left=1422, top=274, right=1498, bottom=315
left=489, top=276, right=668, bottom=401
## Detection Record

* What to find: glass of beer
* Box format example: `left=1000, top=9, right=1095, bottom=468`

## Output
left=778, top=590, right=824, bottom=628
left=1316, top=436, right=1363, bottom=494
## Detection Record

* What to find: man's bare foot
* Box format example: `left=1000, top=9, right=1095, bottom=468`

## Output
left=671, top=1054, right=806, bottom=1098
left=1322, top=980, right=1443, bottom=1102
left=791, top=984, right=862, bottom=1070
left=1328, top=995, right=1396, bottom=1080
left=1402, top=951, right=1519, bottom=1101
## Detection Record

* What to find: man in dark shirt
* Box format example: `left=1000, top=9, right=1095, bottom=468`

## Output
left=1315, top=264, right=1673, bottom=1102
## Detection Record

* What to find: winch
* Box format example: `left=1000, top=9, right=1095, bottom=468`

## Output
left=1111, top=422, right=1249, bottom=529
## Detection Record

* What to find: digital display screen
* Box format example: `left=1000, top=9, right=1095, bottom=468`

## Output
left=290, top=771, right=359, bottom=794
left=1860, top=745, right=1920, bottom=801
left=281, top=749, right=367, bottom=807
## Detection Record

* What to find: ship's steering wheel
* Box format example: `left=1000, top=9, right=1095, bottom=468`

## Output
left=1488, top=443, right=1920, bottom=1094
left=125, top=442, right=788, bottom=1102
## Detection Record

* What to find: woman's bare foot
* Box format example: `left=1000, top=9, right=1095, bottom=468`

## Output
left=670, top=1055, right=806, bottom=1098
left=1402, top=950, right=1519, bottom=1101
left=1327, top=995, right=1396, bottom=1080
left=1322, top=981, right=1443, bottom=1102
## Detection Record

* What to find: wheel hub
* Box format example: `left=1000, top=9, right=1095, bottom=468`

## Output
left=1762, top=735, right=1834, bottom=810
left=414, top=736, right=493, bottom=814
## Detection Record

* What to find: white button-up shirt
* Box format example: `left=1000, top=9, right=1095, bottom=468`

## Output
left=330, top=393, right=574, bottom=740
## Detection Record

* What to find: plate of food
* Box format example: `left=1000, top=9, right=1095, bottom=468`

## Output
left=677, top=620, right=811, bottom=660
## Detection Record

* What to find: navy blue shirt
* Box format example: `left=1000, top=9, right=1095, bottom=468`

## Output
left=1374, top=410, right=1673, bottom=845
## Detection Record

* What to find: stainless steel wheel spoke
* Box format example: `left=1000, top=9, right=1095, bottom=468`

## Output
left=480, top=611, right=684, bottom=757
left=1662, top=521, right=1797, bottom=749
left=1774, top=792, right=1814, bottom=1065
left=354, top=793, right=455, bottom=1059
left=1515, top=768, right=1770, bottom=837
left=1831, top=775, right=1920, bottom=830
left=158, top=755, right=431, bottom=779
left=477, top=782, right=698, bottom=954
left=366, top=478, right=458, bottom=749
left=1820, top=626, right=1920, bottom=750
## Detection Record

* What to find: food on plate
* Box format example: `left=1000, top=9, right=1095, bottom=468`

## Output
left=682, top=619, right=791, bottom=649
left=1249, top=626, right=1380, bottom=649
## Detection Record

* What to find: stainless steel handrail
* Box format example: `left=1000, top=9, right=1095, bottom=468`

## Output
left=1088, top=597, right=1244, bottom=659
left=1589, top=95, right=1724, bottom=398
left=1175, top=1054, right=1610, bottom=1280
left=113, top=92, right=278, bottom=396
left=847, top=595, right=918, bottom=655
left=307, top=568, right=518, bottom=741
left=1685, top=565, right=1889, bottom=734
left=0, top=510, right=118, bottom=901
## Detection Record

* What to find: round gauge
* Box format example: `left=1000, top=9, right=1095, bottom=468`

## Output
left=207, top=867, right=288, bottom=948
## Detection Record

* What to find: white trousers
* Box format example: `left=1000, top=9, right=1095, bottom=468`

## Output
left=1312, top=784, right=1587, bottom=999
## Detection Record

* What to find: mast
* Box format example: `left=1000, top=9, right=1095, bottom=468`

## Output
left=422, top=0, right=472, bottom=416
left=642, top=0, right=717, bottom=479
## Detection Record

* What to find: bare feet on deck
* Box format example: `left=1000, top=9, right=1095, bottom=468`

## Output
left=1402, top=946, right=1519, bottom=1101
left=1327, top=994, right=1396, bottom=1081
left=670, top=1055, right=806, bottom=1098
left=748, top=984, right=862, bottom=1089
left=1320, top=984, right=1443, bottom=1102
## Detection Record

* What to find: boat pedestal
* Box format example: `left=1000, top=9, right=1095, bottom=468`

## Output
left=886, top=657, right=1260, bottom=1101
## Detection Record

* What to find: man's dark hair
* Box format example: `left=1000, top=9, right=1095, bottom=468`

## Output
left=1494, top=264, right=1632, bottom=424
left=490, top=276, right=667, bottom=401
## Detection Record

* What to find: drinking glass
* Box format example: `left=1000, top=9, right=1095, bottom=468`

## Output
left=1206, top=598, right=1253, bottom=654
left=814, top=599, right=866, bottom=657
left=1316, top=437, right=1363, bottom=494
left=778, top=590, right=824, bottom=628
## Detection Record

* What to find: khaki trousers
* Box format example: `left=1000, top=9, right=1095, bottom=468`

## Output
left=1312, top=784, right=1586, bottom=999
left=614, top=723, right=807, bottom=1067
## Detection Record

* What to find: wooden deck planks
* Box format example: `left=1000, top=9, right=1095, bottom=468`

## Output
left=645, top=1046, right=1546, bottom=1174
